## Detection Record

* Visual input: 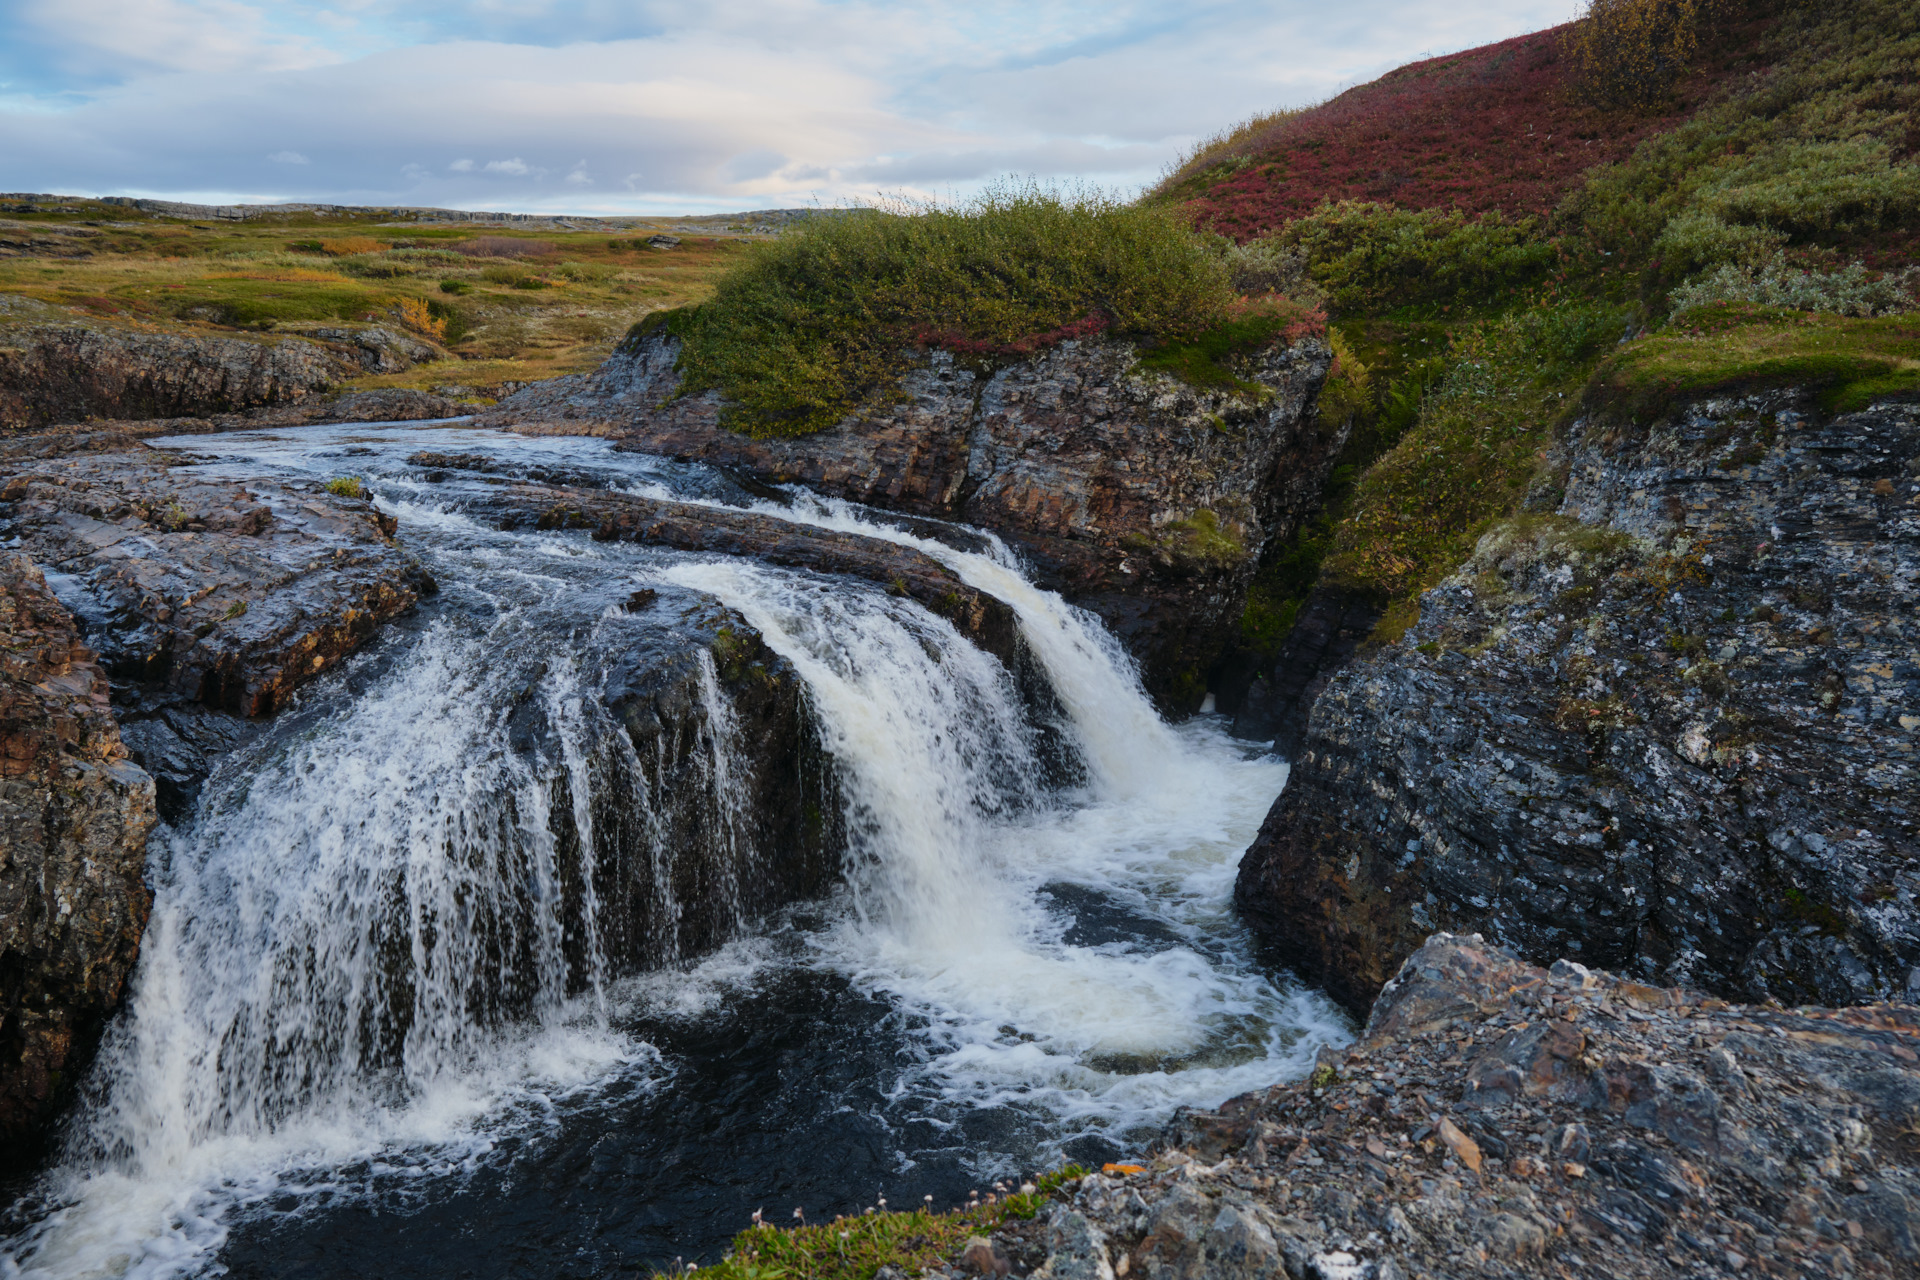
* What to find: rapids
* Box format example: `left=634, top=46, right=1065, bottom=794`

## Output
left=0, top=421, right=1347, bottom=1280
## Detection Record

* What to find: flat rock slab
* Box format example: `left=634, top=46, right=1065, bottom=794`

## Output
left=450, top=476, right=1021, bottom=666
left=0, top=446, right=432, bottom=716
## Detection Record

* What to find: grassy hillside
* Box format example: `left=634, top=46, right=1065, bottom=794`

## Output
left=1206, top=0, right=1920, bottom=659
left=0, top=198, right=751, bottom=399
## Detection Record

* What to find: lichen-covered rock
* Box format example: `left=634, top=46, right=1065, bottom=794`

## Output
left=0, top=555, right=155, bottom=1163
left=477, top=329, right=1337, bottom=709
left=1036, top=933, right=1920, bottom=1280
left=0, top=323, right=355, bottom=429
left=1237, top=392, right=1920, bottom=1014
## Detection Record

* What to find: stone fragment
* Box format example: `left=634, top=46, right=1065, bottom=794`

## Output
left=1435, top=1118, right=1482, bottom=1174
left=1037, top=1212, right=1111, bottom=1280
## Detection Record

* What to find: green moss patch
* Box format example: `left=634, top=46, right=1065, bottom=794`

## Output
left=1132, top=300, right=1324, bottom=395
left=1584, top=304, right=1920, bottom=422
left=679, top=1168, right=1087, bottom=1280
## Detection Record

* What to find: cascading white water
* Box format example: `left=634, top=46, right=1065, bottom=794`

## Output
left=657, top=557, right=1340, bottom=1137
left=3, top=423, right=1346, bottom=1280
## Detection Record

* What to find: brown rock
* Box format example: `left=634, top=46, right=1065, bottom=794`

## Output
left=1435, top=1117, right=1482, bottom=1174
left=0, top=554, right=155, bottom=1162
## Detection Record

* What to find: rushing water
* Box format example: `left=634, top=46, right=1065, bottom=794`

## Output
left=1, top=422, right=1347, bottom=1280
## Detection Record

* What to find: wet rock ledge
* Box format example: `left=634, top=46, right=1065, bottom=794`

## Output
left=478, top=326, right=1338, bottom=710
left=0, top=555, right=154, bottom=1163
left=1002, top=933, right=1920, bottom=1280
left=1237, top=392, right=1920, bottom=1016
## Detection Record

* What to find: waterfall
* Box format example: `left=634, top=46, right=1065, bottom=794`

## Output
left=3, top=423, right=1345, bottom=1280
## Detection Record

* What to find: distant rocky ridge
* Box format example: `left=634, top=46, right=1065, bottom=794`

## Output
left=1, top=193, right=828, bottom=236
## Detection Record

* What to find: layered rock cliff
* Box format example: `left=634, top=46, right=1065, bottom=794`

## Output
left=478, top=328, right=1338, bottom=709
left=0, top=556, right=155, bottom=1164
left=1236, top=391, right=1920, bottom=1016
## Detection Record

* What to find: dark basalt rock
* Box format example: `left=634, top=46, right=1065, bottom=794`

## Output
left=475, top=329, right=1339, bottom=711
left=1236, top=392, right=1920, bottom=1017
left=1033, top=932, right=1920, bottom=1280
left=0, top=555, right=155, bottom=1165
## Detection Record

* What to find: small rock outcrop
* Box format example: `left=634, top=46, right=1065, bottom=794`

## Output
left=1011, top=933, right=1920, bottom=1280
left=1236, top=393, right=1920, bottom=1016
left=0, top=555, right=156, bottom=1164
left=478, top=327, right=1337, bottom=709
left=0, top=324, right=353, bottom=430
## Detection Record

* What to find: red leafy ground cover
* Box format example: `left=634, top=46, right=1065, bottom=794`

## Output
left=1180, top=20, right=1773, bottom=241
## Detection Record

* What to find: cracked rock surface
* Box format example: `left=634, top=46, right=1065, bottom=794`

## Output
left=989, top=934, right=1920, bottom=1280
left=1237, top=392, right=1920, bottom=1014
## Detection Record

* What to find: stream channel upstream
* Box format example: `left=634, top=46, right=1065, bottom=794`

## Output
left=0, top=419, right=1348, bottom=1280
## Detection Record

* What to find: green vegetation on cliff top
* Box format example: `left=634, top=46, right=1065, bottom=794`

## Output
left=655, top=183, right=1266, bottom=437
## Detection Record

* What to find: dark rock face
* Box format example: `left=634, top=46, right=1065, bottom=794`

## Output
left=1029, top=933, right=1920, bottom=1280
left=0, top=324, right=353, bottom=430
left=1237, top=393, right=1920, bottom=1017
left=1229, top=584, right=1384, bottom=756
left=0, top=555, right=155, bottom=1164
left=477, top=329, right=1337, bottom=709
left=0, top=447, right=432, bottom=719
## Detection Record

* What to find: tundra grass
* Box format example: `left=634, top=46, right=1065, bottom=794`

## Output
left=0, top=213, right=749, bottom=392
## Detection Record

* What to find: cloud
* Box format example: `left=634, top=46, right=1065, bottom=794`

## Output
left=0, top=0, right=1584, bottom=213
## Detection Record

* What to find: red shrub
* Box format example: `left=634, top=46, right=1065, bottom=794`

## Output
left=1179, top=18, right=1773, bottom=241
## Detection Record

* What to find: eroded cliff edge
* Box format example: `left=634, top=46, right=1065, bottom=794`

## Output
left=1236, top=391, right=1920, bottom=1016
left=478, top=328, right=1337, bottom=710
left=0, top=555, right=155, bottom=1162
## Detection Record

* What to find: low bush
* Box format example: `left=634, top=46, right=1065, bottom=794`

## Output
left=453, top=236, right=555, bottom=258
left=1667, top=259, right=1920, bottom=317
left=323, top=476, right=364, bottom=499
left=667, top=181, right=1241, bottom=436
left=1562, top=0, right=1727, bottom=111
left=1272, top=202, right=1556, bottom=317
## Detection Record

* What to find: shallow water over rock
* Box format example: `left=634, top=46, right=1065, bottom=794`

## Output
left=2, top=421, right=1345, bottom=1280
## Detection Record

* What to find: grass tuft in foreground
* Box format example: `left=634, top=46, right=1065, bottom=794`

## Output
left=674, top=1168, right=1088, bottom=1280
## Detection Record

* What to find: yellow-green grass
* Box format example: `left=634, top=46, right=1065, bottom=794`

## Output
left=1585, top=302, right=1920, bottom=420
left=673, top=1168, right=1087, bottom=1280
left=0, top=213, right=751, bottom=391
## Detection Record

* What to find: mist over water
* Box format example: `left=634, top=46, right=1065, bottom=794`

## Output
left=1, top=423, right=1346, bottom=1280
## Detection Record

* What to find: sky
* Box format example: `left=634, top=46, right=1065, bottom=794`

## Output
left=0, top=0, right=1582, bottom=216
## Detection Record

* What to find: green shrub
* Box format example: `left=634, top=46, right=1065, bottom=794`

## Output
left=668, top=180, right=1239, bottom=436
left=1272, top=202, right=1556, bottom=317
left=323, top=476, right=364, bottom=499
left=1668, top=259, right=1920, bottom=317
left=440, top=279, right=471, bottom=295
